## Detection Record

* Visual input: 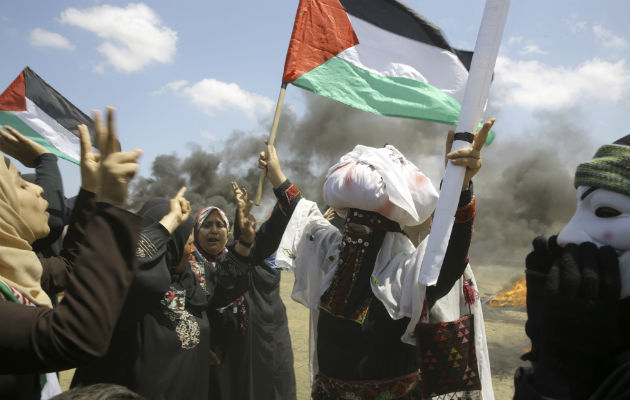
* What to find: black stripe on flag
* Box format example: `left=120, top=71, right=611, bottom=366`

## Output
left=339, top=0, right=472, bottom=70
left=23, top=67, right=94, bottom=139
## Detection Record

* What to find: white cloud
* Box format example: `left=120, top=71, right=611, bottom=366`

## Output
left=59, top=3, right=177, bottom=73
left=519, top=44, right=548, bottom=55
left=494, top=56, right=629, bottom=111
left=507, top=36, right=523, bottom=45
left=200, top=130, right=217, bottom=141
left=592, top=25, right=627, bottom=48
left=164, top=78, right=274, bottom=119
left=565, top=14, right=587, bottom=33
left=30, top=28, right=75, bottom=50
left=151, top=80, right=189, bottom=95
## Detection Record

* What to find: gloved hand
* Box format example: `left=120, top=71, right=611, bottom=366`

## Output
left=541, top=242, right=620, bottom=363
left=534, top=242, right=621, bottom=399
left=522, top=235, right=561, bottom=362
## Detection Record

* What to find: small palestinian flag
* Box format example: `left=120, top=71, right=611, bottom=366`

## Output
left=283, top=0, right=492, bottom=142
left=0, top=67, right=93, bottom=164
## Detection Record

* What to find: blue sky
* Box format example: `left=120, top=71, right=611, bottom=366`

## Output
left=1, top=0, right=628, bottom=198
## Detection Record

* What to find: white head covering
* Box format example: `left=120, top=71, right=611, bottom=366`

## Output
left=323, top=145, right=439, bottom=226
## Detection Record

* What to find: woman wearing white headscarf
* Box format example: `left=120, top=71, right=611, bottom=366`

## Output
left=260, top=120, right=495, bottom=399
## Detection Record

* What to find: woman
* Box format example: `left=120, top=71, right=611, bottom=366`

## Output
left=0, top=109, right=143, bottom=400
left=262, top=122, right=495, bottom=399
left=73, top=188, right=256, bottom=400
left=200, top=182, right=296, bottom=400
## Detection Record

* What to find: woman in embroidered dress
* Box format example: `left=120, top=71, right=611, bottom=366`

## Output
left=0, top=109, right=143, bottom=400
left=200, top=182, right=296, bottom=400
left=259, top=122, right=496, bottom=399
left=72, top=186, right=256, bottom=400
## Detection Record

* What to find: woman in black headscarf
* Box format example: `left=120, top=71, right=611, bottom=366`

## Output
left=73, top=188, right=255, bottom=400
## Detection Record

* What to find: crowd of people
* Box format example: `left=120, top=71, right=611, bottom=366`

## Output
left=0, top=104, right=627, bottom=400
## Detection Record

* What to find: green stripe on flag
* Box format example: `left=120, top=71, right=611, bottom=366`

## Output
left=293, top=56, right=462, bottom=125
left=0, top=111, right=79, bottom=164
left=293, top=57, right=495, bottom=145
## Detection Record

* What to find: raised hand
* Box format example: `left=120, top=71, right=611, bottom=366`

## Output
left=258, top=140, right=286, bottom=188
left=232, top=181, right=248, bottom=211
left=78, top=124, right=100, bottom=193
left=0, top=125, right=50, bottom=167
left=323, top=207, right=336, bottom=222
left=445, top=118, right=495, bottom=190
left=93, top=107, right=142, bottom=207
left=522, top=235, right=561, bottom=361
left=159, top=186, right=192, bottom=234
left=237, top=194, right=256, bottom=244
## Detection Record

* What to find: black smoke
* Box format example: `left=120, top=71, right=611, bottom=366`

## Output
left=128, top=92, right=595, bottom=267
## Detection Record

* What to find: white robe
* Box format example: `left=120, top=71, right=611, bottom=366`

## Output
left=275, top=198, right=494, bottom=399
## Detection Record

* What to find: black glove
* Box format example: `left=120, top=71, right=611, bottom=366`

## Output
left=522, top=236, right=561, bottom=362
left=535, top=242, right=621, bottom=398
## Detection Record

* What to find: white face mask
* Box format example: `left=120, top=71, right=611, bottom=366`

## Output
left=557, top=186, right=630, bottom=298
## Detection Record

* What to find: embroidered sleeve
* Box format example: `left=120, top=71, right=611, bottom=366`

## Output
left=135, top=222, right=170, bottom=261
left=273, top=179, right=303, bottom=214
left=455, top=194, right=476, bottom=224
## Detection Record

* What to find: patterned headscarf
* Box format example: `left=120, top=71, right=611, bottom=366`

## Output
left=193, top=206, right=229, bottom=261
left=0, top=157, right=52, bottom=308
left=574, top=135, right=630, bottom=196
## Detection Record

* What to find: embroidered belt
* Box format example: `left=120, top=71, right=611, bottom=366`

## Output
left=311, top=370, right=421, bottom=400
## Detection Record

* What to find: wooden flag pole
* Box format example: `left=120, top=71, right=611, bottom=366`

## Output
left=255, top=82, right=288, bottom=206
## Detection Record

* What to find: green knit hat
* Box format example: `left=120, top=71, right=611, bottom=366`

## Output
left=574, top=135, right=630, bottom=196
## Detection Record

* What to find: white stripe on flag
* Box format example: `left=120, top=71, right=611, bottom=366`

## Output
left=338, top=16, right=469, bottom=103
left=15, top=98, right=81, bottom=162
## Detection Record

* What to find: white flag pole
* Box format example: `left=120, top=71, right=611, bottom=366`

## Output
left=419, top=0, right=510, bottom=285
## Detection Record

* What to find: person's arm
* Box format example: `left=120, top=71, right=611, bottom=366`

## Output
left=245, top=141, right=304, bottom=263
left=232, top=179, right=303, bottom=264
left=0, top=126, right=66, bottom=250
left=0, top=107, right=142, bottom=374
left=39, top=188, right=96, bottom=296
left=36, top=116, right=106, bottom=295
left=425, top=119, right=494, bottom=308
left=122, top=187, right=192, bottom=325
left=426, top=182, right=475, bottom=307
left=0, top=204, right=142, bottom=373
left=32, top=153, right=66, bottom=250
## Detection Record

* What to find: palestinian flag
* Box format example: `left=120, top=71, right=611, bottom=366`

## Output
left=0, top=67, right=93, bottom=164
left=283, top=0, right=480, bottom=130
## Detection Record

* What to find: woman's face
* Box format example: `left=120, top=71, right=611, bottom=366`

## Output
left=197, top=210, right=228, bottom=257
left=14, top=174, right=49, bottom=241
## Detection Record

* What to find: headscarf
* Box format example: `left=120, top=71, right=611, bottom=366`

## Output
left=323, top=144, right=439, bottom=226
left=193, top=206, right=229, bottom=262
left=137, top=198, right=194, bottom=273
left=0, top=157, right=52, bottom=308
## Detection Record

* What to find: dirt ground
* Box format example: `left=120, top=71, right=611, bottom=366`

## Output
left=59, top=264, right=528, bottom=399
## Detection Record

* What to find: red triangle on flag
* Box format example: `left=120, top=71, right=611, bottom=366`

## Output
left=282, top=0, right=359, bottom=82
left=0, top=70, right=26, bottom=111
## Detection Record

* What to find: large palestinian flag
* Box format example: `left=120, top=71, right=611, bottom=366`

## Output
left=283, top=0, right=481, bottom=131
left=0, top=67, right=93, bottom=164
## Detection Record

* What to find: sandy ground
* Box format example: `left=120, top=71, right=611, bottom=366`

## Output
left=59, top=264, right=529, bottom=399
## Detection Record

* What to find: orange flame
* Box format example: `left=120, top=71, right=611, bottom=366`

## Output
left=488, top=276, right=526, bottom=307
